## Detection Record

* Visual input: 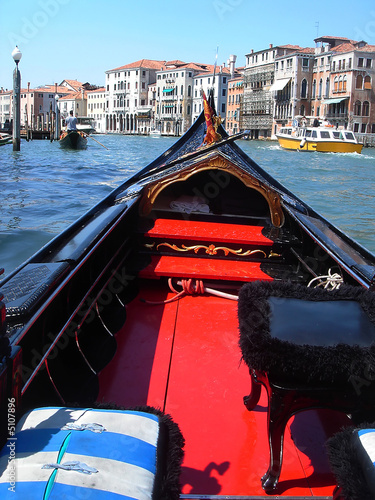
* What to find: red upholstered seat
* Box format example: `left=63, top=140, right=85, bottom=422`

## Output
left=143, top=219, right=273, bottom=246
left=139, top=255, right=273, bottom=282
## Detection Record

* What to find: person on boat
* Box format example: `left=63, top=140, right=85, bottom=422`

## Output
left=65, top=110, right=77, bottom=132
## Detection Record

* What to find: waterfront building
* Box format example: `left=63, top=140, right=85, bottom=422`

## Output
left=226, top=75, right=244, bottom=135
left=105, top=59, right=165, bottom=134
left=314, top=37, right=375, bottom=136
left=272, top=47, right=315, bottom=135
left=191, top=67, right=232, bottom=124
left=0, top=89, right=12, bottom=130
left=269, top=36, right=375, bottom=141
left=58, top=89, right=87, bottom=122
left=19, top=83, right=67, bottom=131
left=154, top=60, right=199, bottom=136
left=105, top=57, right=240, bottom=136
left=87, top=87, right=106, bottom=133
left=241, top=44, right=301, bottom=139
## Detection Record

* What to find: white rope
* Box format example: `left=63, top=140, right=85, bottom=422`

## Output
left=308, top=268, right=344, bottom=290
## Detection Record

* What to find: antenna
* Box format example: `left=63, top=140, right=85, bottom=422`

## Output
left=315, top=21, right=319, bottom=38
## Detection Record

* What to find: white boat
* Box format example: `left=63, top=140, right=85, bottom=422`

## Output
left=149, top=129, right=161, bottom=137
left=0, top=133, right=12, bottom=146
left=276, top=117, right=363, bottom=153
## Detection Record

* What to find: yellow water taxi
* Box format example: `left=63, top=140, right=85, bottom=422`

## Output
left=276, top=121, right=363, bottom=153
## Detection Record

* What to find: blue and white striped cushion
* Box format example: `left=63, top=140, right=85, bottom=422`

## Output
left=355, top=428, right=375, bottom=496
left=0, top=407, right=163, bottom=499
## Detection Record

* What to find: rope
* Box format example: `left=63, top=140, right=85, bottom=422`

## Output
left=141, top=278, right=238, bottom=305
left=307, top=268, right=344, bottom=290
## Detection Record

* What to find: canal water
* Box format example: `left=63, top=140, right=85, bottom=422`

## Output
left=0, top=134, right=374, bottom=279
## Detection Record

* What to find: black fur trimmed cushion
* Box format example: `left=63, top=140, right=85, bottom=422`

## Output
left=327, top=423, right=375, bottom=500
left=238, top=281, right=375, bottom=385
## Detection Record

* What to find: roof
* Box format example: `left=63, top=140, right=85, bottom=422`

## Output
left=86, top=87, right=106, bottom=94
left=332, top=42, right=375, bottom=54
left=60, top=79, right=84, bottom=91
left=59, top=90, right=87, bottom=100
left=108, top=59, right=166, bottom=72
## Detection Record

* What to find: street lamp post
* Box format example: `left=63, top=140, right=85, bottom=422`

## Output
left=12, top=46, right=22, bottom=151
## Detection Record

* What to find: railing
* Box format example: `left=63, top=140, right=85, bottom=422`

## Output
left=356, top=133, right=375, bottom=147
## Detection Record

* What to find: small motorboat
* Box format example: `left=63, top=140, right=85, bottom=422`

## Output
left=149, top=129, right=162, bottom=137
left=59, top=130, right=87, bottom=150
left=0, top=133, right=12, bottom=146
left=0, top=92, right=375, bottom=498
left=276, top=117, right=363, bottom=153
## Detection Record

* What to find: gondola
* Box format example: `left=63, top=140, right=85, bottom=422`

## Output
left=1, top=93, right=375, bottom=499
left=58, top=129, right=87, bottom=150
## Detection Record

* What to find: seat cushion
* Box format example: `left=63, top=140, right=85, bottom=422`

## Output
left=327, top=424, right=375, bottom=500
left=238, top=281, right=375, bottom=384
left=0, top=406, right=184, bottom=500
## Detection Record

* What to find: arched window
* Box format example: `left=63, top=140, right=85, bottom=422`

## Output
left=343, top=76, right=347, bottom=91
left=334, top=76, right=338, bottom=92
left=300, top=104, right=305, bottom=116
left=363, top=101, right=370, bottom=116
left=338, top=76, right=343, bottom=92
left=354, top=100, right=361, bottom=115
left=356, top=75, right=363, bottom=89
left=187, top=85, right=191, bottom=97
left=301, top=79, right=307, bottom=98
left=364, top=75, right=371, bottom=90
left=312, top=79, right=316, bottom=98
left=325, top=77, right=330, bottom=97
left=318, top=79, right=323, bottom=98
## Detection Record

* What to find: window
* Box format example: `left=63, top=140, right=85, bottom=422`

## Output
left=361, top=123, right=366, bottom=133
left=358, top=58, right=364, bottom=67
left=334, top=76, right=338, bottom=92
left=223, top=77, right=226, bottom=84
left=312, top=79, right=316, bottom=98
left=221, top=103, right=226, bottom=113
left=348, top=58, right=352, bottom=68
left=356, top=75, right=363, bottom=89
left=363, top=101, right=369, bottom=116
left=354, top=100, right=361, bottom=115
left=320, top=131, right=330, bottom=138
left=364, top=75, right=371, bottom=90
left=319, top=78, right=323, bottom=98
left=222, top=89, right=226, bottom=97
left=302, top=58, right=309, bottom=68
left=345, top=132, right=355, bottom=140
left=343, top=76, right=347, bottom=91
left=325, top=77, right=330, bottom=97
left=301, top=79, right=307, bottom=98
left=366, top=58, right=372, bottom=68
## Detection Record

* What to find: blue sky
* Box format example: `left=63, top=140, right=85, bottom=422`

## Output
left=1, top=0, right=375, bottom=90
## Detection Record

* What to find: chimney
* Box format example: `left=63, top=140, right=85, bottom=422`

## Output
left=27, top=82, right=30, bottom=92
left=55, top=83, right=57, bottom=93
left=228, top=54, right=237, bottom=79
left=269, top=43, right=273, bottom=49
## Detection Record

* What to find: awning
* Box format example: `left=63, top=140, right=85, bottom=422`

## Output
left=269, top=78, right=290, bottom=92
left=163, top=88, right=174, bottom=93
left=324, top=97, right=349, bottom=104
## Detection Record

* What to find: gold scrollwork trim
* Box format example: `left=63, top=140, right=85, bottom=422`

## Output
left=155, top=242, right=267, bottom=258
